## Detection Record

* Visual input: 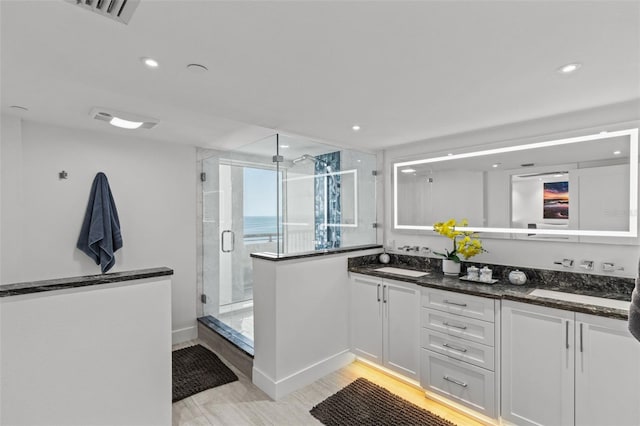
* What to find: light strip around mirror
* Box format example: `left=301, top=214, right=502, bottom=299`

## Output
left=393, top=128, right=638, bottom=237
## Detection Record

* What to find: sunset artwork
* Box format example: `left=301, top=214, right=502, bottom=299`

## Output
left=543, top=181, right=569, bottom=219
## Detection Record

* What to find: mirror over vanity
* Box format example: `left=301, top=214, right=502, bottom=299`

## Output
left=393, top=128, right=638, bottom=242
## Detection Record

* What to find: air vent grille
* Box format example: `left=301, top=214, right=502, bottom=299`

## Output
left=65, top=0, right=141, bottom=25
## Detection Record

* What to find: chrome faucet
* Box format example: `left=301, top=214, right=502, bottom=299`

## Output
left=602, top=262, right=624, bottom=272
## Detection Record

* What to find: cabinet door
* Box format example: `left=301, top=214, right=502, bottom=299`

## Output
left=501, top=301, right=574, bottom=426
left=350, top=274, right=383, bottom=364
left=575, top=313, right=640, bottom=426
left=383, top=280, right=420, bottom=380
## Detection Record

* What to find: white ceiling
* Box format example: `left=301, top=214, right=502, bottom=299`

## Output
left=1, top=0, right=639, bottom=152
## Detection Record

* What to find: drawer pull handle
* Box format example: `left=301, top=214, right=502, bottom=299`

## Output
left=443, top=299, right=467, bottom=307
left=442, top=342, right=467, bottom=353
left=442, top=321, right=468, bottom=330
left=443, top=376, right=468, bottom=388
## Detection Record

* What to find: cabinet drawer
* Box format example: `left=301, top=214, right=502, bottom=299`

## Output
left=421, top=349, right=496, bottom=418
left=421, top=328, right=495, bottom=371
left=422, top=288, right=495, bottom=322
left=422, top=308, right=495, bottom=347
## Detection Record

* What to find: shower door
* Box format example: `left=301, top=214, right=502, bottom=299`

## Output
left=202, top=155, right=280, bottom=322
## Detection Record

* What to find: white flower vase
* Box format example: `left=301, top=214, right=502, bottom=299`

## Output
left=442, top=259, right=461, bottom=276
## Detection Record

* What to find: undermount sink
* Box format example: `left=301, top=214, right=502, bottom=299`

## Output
left=528, top=289, right=630, bottom=311
left=374, top=267, right=430, bottom=278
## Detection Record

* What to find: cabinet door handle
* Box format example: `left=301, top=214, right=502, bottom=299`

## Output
left=443, top=342, right=467, bottom=353
left=443, top=376, right=468, bottom=388
left=443, top=321, right=467, bottom=330
left=580, top=323, right=583, bottom=353
left=443, top=299, right=467, bottom=307
left=377, top=284, right=381, bottom=302
left=383, top=285, right=387, bottom=303
left=566, top=321, right=570, bottom=349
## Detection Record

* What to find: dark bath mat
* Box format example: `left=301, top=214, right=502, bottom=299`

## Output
left=172, top=344, right=238, bottom=402
left=310, top=377, right=456, bottom=426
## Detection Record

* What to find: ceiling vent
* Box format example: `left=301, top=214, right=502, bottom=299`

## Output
left=65, top=0, right=141, bottom=25
left=90, top=107, right=158, bottom=130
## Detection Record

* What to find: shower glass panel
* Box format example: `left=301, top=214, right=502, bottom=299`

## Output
left=279, top=135, right=377, bottom=254
left=201, top=133, right=376, bottom=340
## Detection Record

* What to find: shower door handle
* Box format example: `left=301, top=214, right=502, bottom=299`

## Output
left=221, top=230, right=235, bottom=253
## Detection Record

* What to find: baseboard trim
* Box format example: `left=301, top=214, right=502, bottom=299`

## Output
left=252, top=350, right=355, bottom=400
left=172, top=326, right=197, bottom=344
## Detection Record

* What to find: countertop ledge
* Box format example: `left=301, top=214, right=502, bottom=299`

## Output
left=251, top=244, right=383, bottom=261
left=349, top=265, right=631, bottom=320
left=0, top=267, right=174, bottom=297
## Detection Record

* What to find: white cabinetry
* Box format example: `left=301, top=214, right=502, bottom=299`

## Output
left=501, top=301, right=574, bottom=426
left=575, top=313, right=640, bottom=426
left=350, top=274, right=420, bottom=380
left=502, top=300, right=640, bottom=426
left=351, top=274, right=383, bottom=364
left=420, top=288, right=499, bottom=419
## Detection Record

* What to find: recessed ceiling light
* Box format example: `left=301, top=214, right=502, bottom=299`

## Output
left=352, top=125, right=361, bottom=131
left=613, top=150, right=622, bottom=155
left=447, top=153, right=453, bottom=156
left=280, top=144, right=289, bottom=148
left=401, top=168, right=416, bottom=174
left=492, top=163, right=500, bottom=168
left=554, top=173, right=565, bottom=177
left=110, top=117, right=144, bottom=129
left=9, top=105, right=28, bottom=112
left=187, top=63, right=208, bottom=73
left=557, top=62, right=581, bottom=74
left=141, top=57, right=159, bottom=69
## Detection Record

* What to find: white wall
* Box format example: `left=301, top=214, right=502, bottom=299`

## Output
left=0, top=117, right=197, bottom=341
left=384, top=100, right=640, bottom=277
left=1, top=115, right=23, bottom=282
left=1, top=278, right=172, bottom=425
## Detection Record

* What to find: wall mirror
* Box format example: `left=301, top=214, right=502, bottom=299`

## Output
left=393, top=128, right=638, bottom=239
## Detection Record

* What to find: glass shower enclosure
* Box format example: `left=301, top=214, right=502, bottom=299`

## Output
left=200, top=134, right=377, bottom=341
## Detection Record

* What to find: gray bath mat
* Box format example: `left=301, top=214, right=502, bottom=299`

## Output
left=310, top=377, right=455, bottom=426
left=172, top=344, right=238, bottom=402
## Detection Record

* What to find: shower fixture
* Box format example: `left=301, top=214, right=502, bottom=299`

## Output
left=291, top=154, right=330, bottom=169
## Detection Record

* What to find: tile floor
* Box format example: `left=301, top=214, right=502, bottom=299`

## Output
left=172, top=340, right=482, bottom=426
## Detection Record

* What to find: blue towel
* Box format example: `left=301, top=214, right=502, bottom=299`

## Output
left=629, top=280, right=640, bottom=342
left=76, top=172, right=123, bottom=273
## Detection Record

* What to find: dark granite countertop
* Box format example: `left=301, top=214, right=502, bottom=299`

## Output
left=0, top=267, right=174, bottom=297
left=250, top=244, right=383, bottom=261
left=349, top=263, right=631, bottom=320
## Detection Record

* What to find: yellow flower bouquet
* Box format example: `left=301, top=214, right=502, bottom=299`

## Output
left=433, top=218, right=486, bottom=263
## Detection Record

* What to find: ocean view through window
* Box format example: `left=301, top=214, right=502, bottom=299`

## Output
left=244, top=167, right=280, bottom=244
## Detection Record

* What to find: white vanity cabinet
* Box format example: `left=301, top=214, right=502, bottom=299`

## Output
left=502, top=300, right=640, bottom=426
left=350, top=274, right=420, bottom=380
left=420, top=288, right=499, bottom=419
left=501, top=301, right=575, bottom=426
left=574, top=312, right=640, bottom=426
